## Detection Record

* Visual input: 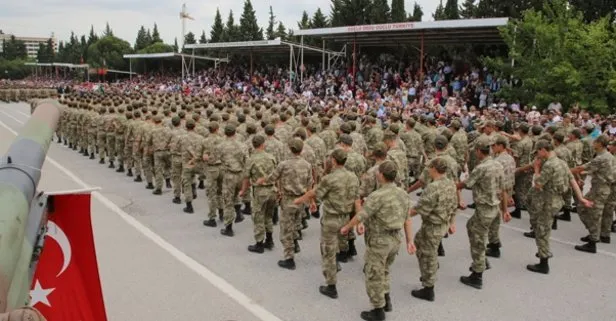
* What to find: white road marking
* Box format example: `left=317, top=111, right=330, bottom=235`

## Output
left=0, top=112, right=285, bottom=321
left=0, top=110, right=27, bottom=124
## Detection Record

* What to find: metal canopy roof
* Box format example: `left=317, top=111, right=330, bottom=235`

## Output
left=184, top=38, right=343, bottom=56
left=123, top=52, right=229, bottom=62
left=24, top=62, right=89, bottom=68
left=291, top=17, right=508, bottom=47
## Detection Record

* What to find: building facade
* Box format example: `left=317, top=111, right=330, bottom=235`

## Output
left=0, top=33, right=58, bottom=59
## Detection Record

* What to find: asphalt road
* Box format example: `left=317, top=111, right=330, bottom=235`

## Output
left=1, top=102, right=615, bottom=321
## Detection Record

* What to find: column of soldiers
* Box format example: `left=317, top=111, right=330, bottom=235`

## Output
left=9, top=89, right=616, bottom=321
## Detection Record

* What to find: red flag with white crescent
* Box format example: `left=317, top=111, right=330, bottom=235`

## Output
left=30, top=193, right=108, bottom=321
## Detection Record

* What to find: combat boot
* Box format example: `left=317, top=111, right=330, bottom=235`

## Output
left=165, top=178, right=171, bottom=189
left=360, top=308, right=385, bottom=321
left=460, top=271, right=483, bottom=289
left=510, top=207, right=521, bottom=219
left=152, top=189, right=162, bottom=195
left=264, top=232, right=274, bottom=250
left=552, top=218, right=558, bottom=230
left=57, top=137, right=62, bottom=144
left=116, top=165, right=125, bottom=173
left=311, top=208, right=320, bottom=219
left=336, top=251, right=348, bottom=263
left=191, top=183, right=197, bottom=199
left=127, top=168, right=133, bottom=177
left=99, top=158, right=105, bottom=164
left=218, top=209, right=223, bottom=222
left=580, top=235, right=591, bottom=242
left=69, top=143, right=73, bottom=149
left=612, top=222, right=616, bottom=233
left=183, top=202, right=194, bottom=214
left=277, top=258, right=296, bottom=270
left=297, top=230, right=303, bottom=240
left=242, top=202, right=252, bottom=215
left=301, top=217, right=309, bottom=230
left=89, top=153, right=95, bottom=160
left=272, top=207, right=279, bottom=225
left=234, top=205, right=244, bottom=223
left=467, top=203, right=476, bottom=209
left=248, top=241, right=264, bottom=253
left=134, top=175, right=143, bottom=182
left=294, top=239, right=301, bottom=253
left=527, top=258, right=549, bottom=274
left=64, top=139, right=68, bottom=146
left=411, top=286, right=435, bottom=302
left=172, top=197, right=181, bottom=204
left=198, top=179, right=205, bottom=189
left=203, top=218, right=217, bottom=227
left=485, top=242, right=501, bottom=258
left=348, top=239, right=357, bottom=257
left=384, top=293, right=392, bottom=311
left=600, top=236, right=611, bottom=244
left=108, top=161, right=115, bottom=169
left=557, top=207, right=571, bottom=221
left=437, top=241, right=445, bottom=257
left=318, top=285, right=338, bottom=299
left=146, top=182, right=154, bottom=190
left=523, top=230, right=535, bottom=238
left=72, top=144, right=77, bottom=151
left=574, top=241, right=597, bottom=254
left=221, top=224, right=234, bottom=237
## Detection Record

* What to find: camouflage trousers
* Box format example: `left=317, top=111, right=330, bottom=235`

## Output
left=171, top=156, right=183, bottom=199
left=197, top=162, right=206, bottom=181
left=514, top=172, right=532, bottom=209
left=252, top=186, right=276, bottom=242
left=601, top=190, right=616, bottom=238
left=132, top=151, right=143, bottom=177
left=87, top=132, right=97, bottom=154
left=181, top=166, right=197, bottom=203
left=320, top=212, right=349, bottom=285
left=528, top=192, right=562, bottom=259
left=115, top=136, right=125, bottom=165
left=105, top=134, right=116, bottom=162
left=415, top=222, right=448, bottom=288
left=97, top=132, right=107, bottom=160
left=364, top=231, right=400, bottom=309
left=142, top=153, right=154, bottom=184
left=280, top=196, right=302, bottom=260
left=488, top=188, right=512, bottom=245
left=221, top=171, right=243, bottom=226
left=408, top=157, right=422, bottom=182
left=124, top=141, right=134, bottom=170
left=205, top=165, right=223, bottom=219
left=153, top=150, right=171, bottom=190
left=579, top=186, right=611, bottom=242
left=467, top=204, right=499, bottom=273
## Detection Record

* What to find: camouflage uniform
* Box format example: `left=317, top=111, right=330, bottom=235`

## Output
left=488, top=150, right=516, bottom=245
left=414, top=177, right=458, bottom=288
left=104, top=109, right=117, bottom=165
left=150, top=118, right=173, bottom=190
left=142, top=119, right=156, bottom=185
left=202, top=128, right=224, bottom=220
left=316, top=166, right=359, bottom=285
left=400, top=127, right=424, bottom=181
left=357, top=181, right=409, bottom=309
left=180, top=128, right=205, bottom=203
left=579, top=150, right=615, bottom=242
left=217, top=131, right=249, bottom=227
left=114, top=109, right=128, bottom=169
left=169, top=124, right=186, bottom=200
left=513, top=135, right=534, bottom=211
left=244, top=149, right=278, bottom=242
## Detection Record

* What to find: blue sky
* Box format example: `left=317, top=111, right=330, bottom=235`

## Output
left=1, top=0, right=439, bottom=46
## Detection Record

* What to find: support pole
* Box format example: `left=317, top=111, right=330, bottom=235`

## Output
left=300, top=36, right=304, bottom=82
left=289, top=45, right=293, bottom=80
left=322, top=39, right=326, bottom=72
left=352, top=37, right=357, bottom=85
left=192, top=49, right=195, bottom=77
left=129, top=59, right=132, bottom=80
left=419, top=31, right=424, bottom=80
left=250, top=51, right=253, bottom=77
left=181, top=56, right=185, bottom=80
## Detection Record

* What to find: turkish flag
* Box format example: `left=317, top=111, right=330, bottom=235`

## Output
left=30, top=193, right=108, bottom=321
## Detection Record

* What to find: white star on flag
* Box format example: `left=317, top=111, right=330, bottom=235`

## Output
left=30, top=280, right=55, bottom=307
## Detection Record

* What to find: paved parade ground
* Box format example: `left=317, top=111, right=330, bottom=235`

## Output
left=1, top=102, right=616, bottom=321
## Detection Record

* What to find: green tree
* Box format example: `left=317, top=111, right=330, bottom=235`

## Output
left=433, top=0, right=446, bottom=20
left=459, top=0, right=476, bottom=18
left=1, top=35, right=27, bottom=60
left=152, top=23, right=162, bottom=43
left=138, top=42, right=174, bottom=54
left=104, top=22, right=113, bottom=37
left=87, top=25, right=98, bottom=46
left=369, top=0, right=391, bottom=24
left=330, top=0, right=345, bottom=26
left=409, top=2, right=424, bottom=21
left=134, top=26, right=149, bottom=51
left=222, top=10, right=240, bottom=42
left=173, top=38, right=179, bottom=52
left=210, top=9, right=224, bottom=43
left=145, top=29, right=153, bottom=46
left=239, top=0, right=263, bottom=41
left=87, top=35, right=132, bottom=69
left=312, top=8, right=329, bottom=28
left=391, top=0, right=406, bottom=22
left=298, top=11, right=311, bottom=29
left=199, top=30, right=207, bottom=43
left=275, top=22, right=287, bottom=39
left=266, top=6, right=276, bottom=40
left=36, top=43, right=51, bottom=63
left=184, top=32, right=197, bottom=46
left=569, top=0, right=616, bottom=23
left=444, top=0, right=460, bottom=19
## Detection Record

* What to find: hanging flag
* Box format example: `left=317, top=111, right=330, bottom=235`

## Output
left=30, top=193, right=108, bottom=321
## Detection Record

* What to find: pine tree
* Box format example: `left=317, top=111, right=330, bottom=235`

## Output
left=135, top=26, right=148, bottom=51
left=87, top=25, right=98, bottom=45
left=152, top=23, right=162, bottom=43
left=369, top=0, right=391, bottom=24
left=444, top=0, right=460, bottom=19
left=223, top=10, right=240, bottom=42
left=199, top=30, right=207, bottom=43
left=433, top=0, right=446, bottom=20
left=266, top=6, right=276, bottom=40
left=298, top=11, right=311, bottom=29
left=459, top=0, right=476, bottom=18
left=239, top=0, right=263, bottom=41
left=312, top=8, right=328, bottom=28
left=275, top=22, right=287, bottom=40
left=145, top=29, right=153, bottom=46
left=409, top=2, right=424, bottom=21
left=330, top=0, right=345, bottom=27
left=210, top=9, right=224, bottom=43
left=391, top=0, right=406, bottom=22
left=184, top=31, right=196, bottom=45
left=173, top=38, right=179, bottom=52
left=104, top=22, right=113, bottom=37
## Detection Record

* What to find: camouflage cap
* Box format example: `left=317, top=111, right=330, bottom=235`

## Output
left=450, top=119, right=461, bottom=129
left=475, top=136, right=493, bottom=152
left=378, top=160, right=398, bottom=181
left=153, top=115, right=163, bottom=122
left=252, top=134, right=266, bottom=148
left=495, top=135, right=509, bottom=146
left=208, top=121, right=219, bottom=131
left=339, top=133, right=353, bottom=146
left=434, top=135, right=448, bottom=149
left=185, top=119, right=196, bottom=129
left=383, top=130, right=397, bottom=141
left=552, top=131, right=566, bottom=143
left=171, top=116, right=181, bottom=126
left=595, top=134, right=610, bottom=147
left=372, top=142, right=388, bottom=158
left=288, top=137, right=304, bottom=154
left=331, top=148, right=348, bottom=164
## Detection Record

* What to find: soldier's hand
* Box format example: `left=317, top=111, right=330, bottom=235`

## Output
left=458, top=201, right=466, bottom=209
left=357, top=223, right=365, bottom=235
left=309, top=202, right=317, bottom=213
left=239, top=189, right=245, bottom=198
left=502, top=210, right=512, bottom=223
left=448, top=223, right=456, bottom=235
left=340, top=225, right=351, bottom=235
left=255, top=177, right=266, bottom=185
left=581, top=198, right=594, bottom=208
left=406, top=242, right=416, bottom=255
